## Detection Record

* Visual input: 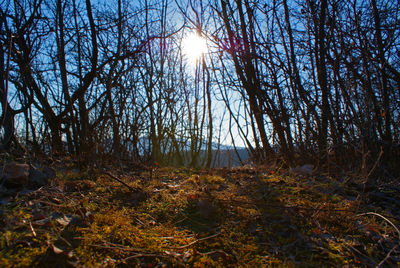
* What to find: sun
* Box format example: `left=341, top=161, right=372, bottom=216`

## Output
left=182, top=32, right=208, bottom=64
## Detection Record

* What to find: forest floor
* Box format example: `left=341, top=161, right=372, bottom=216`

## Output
left=1, top=160, right=400, bottom=267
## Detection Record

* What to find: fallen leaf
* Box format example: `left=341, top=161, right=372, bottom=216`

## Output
left=56, top=215, right=73, bottom=226
left=32, top=218, right=51, bottom=227
left=164, top=250, right=182, bottom=258
left=52, top=245, right=64, bottom=254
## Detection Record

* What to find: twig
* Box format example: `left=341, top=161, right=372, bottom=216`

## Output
left=38, top=200, right=70, bottom=208
left=166, top=232, right=220, bottom=249
left=377, top=245, right=398, bottom=268
left=89, top=241, right=142, bottom=252
left=135, top=217, right=145, bottom=227
left=356, top=212, right=400, bottom=240
left=90, top=244, right=136, bottom=252
left=92, top=240, right=186, bottom=266
left=342, top=242, right=378, bottom=267
left=366, top=148, right=383, bottom=179
left=59, top=236, right=73, bottom=247
left=29, top=221, right=37, bottom=237
left=225, top=198, right=359, bottom=214
left=161, top=235, right=195, bottom=240
left=104, top=171, right=141, bottom=192
left=362, top=147, right=384, bottom=191
left=122, top=252, right=185, bottom=267
left=198, top=249, right=229, bottom=257
left=122, top=253, right=162, bottom=261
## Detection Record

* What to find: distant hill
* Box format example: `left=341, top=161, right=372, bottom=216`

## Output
left=211, top=147, right=251, bottom=167
left=69, top=136, right=252, bottom=168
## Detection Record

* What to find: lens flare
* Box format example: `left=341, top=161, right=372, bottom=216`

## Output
left=182, top=32, right=208, bottom=64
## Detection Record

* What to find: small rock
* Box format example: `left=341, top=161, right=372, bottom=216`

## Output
left=29, top=168, right=48, bottom=188
left=50, top=212, right=85, bottom=227
left=2, top=162, right=30, bottom=188
left=43, top=167, right=56, bottom=180
left=289, top=164, right=314, bottom=176
left=28, top=166, right=55, bottom=188
left=197, top=198, right=217, bottom=219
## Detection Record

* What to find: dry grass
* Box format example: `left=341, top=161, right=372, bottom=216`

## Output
left=1, top=164, right=399, bottom=267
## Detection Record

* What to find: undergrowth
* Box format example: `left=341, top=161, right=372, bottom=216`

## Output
left=0, top=165, right=399, bottom=267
